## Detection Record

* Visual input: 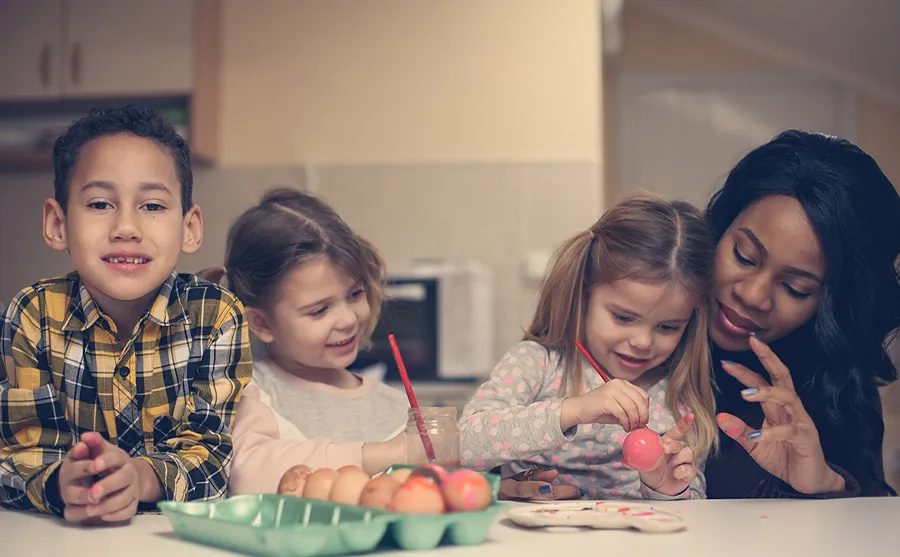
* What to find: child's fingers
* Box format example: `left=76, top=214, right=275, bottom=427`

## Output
left=86, top=487, right=138, bottom=520
left=622, top=381, right=651, bottom=413
left=63, top=457, right=98, bottom=481
left=602, top=401, right=631, bottom=432
left=671, top=462, right=696, bottom=483
left=100, top=504, right=139, bottom=524
left=63, top=504, right=91, bottom=524
left=669, top=446, right=694, bottom=468
left=89, top=465, right=134, bottom=504
left=80, top=432, right=110, bottom=457
left=624, top=386, right=650, bottom=429
left=663, top=413, right=695, bottom=444
left=62, top=483, right=93, bottom=506
left=612, top=391, right=641, bottom=431
left=92, top=448, right=129, bottom=475
left=663, top=440, right=685, bottom=456
left=69, top=441, right=92, bottom=461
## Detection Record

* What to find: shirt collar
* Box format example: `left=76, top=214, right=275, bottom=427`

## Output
left=61, top=272, right=190, bottom=332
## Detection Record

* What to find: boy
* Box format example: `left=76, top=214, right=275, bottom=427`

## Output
left=0, top=106, right=252, bottom=523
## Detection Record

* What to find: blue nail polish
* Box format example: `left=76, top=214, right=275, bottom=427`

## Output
left=748, top=431, right=762, bottom=439
left=750, top=332, right=760, bottom=341
left=721, top=360, right=734, bottom=366
left=539, top=485, right=553, bottom=494
left=580, top=488, right=586, bottom=498
left=741, top=388, right=758, bottom=396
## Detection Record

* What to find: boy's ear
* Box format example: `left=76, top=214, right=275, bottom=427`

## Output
left=246, top=307, right=276, bottom=344
left=43, top=198, right=68, bottom=252
left=181, top=205, right=203, bottom=255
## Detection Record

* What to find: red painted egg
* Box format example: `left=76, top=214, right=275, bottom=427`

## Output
left=622, top=428, right=664, bottom=471
left=441, top=469, right=492, bottom=512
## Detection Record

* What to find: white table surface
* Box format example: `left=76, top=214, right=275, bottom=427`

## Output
left=1, top=498, right=897, bottom=557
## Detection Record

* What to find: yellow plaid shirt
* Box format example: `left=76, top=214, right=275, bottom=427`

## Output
left=0, top=272, right=252, bottom=515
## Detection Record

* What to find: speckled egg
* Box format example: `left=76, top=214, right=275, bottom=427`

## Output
left=277, top=464, right=314, bottom=496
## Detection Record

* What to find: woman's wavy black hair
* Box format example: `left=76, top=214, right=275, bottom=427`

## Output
left=706, top=129, right=900, bottom=488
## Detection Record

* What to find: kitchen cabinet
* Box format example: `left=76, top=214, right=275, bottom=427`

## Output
left=0, top=0, right=193, bottom=100
left=0, top=0, right=220, bottom=169
left=0, top=0, right=62, bottom=99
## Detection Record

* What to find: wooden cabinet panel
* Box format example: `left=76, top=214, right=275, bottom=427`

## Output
left=63, top=0, right=194, bottom=97
left=0, top=0, right=64, bottom=100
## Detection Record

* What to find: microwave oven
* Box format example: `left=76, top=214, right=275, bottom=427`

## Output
left=351, top=259, right=494, bottom=383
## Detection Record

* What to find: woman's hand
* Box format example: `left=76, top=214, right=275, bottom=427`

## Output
left=497, top=466, right=581, bottom=501
left=717, top=335, right=845, bottom=494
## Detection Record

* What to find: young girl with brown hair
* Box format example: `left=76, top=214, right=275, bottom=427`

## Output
left=460, top=193, right=718, bottom=499
left=209, top=188, right=410, bottom=494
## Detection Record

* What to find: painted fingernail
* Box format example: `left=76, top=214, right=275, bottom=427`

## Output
left=721, top=360, right=734, bottom=366
left=741, top=388, right=758, bottom=396
left=539, top=485, right=553, bottom=494
left=748, top=431, right=762, bottom=439
left=579, top=488, right=586, bottom=498
left=750, top=332, right=761, bottom=341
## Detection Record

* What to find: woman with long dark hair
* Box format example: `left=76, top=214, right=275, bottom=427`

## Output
left=704, top=129, right=899, bottom=497
left=497, top=130, right=899, bottom=500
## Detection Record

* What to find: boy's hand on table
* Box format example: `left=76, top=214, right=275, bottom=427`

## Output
left=58, top=437, right=98, bottom=522
left=60, top=432, right=163, bottom=524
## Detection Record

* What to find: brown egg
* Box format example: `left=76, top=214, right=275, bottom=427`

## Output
left=389, top=477, right=446, bottom=514
left=302, top=468, right=340, bottom=500
left=337, top=465, right=367, bottom=474
left=329, top=468, right=371, bottom=506
left=358, top=475, right=402, bottom=510
left=388, top=468, right=413, bottom=484
left=277, top=464, right=314, bottom=496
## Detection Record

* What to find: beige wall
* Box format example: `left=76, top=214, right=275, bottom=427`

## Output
left=858, top=94, right=900, bottom=186
left=220, top=0, right=600, bottom=166
left=209, top=0, right=605, bottom=359
left=606, top=2, right=900, bottom=491
left=0, top=2, right=605, bottom=364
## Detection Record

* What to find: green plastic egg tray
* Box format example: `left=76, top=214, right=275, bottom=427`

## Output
left=158, top=466, right=505, bottom=556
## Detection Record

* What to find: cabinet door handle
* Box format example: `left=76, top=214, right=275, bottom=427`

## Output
left=39, top=44, right=52, bottom=89
left=70, top=42, right=82, bottom=87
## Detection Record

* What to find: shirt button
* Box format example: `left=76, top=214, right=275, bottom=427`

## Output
left=118, top=366, right=130, bottom=378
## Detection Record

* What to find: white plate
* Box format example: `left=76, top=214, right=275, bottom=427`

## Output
left=506, top=501, right=686, bottom=533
